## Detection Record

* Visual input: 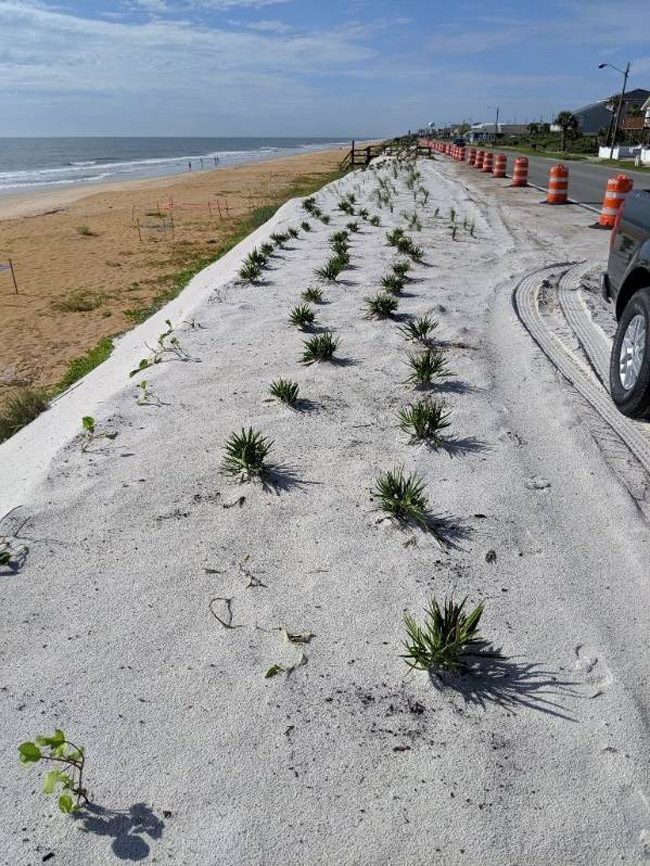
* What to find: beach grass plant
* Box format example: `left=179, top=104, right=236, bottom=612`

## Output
left=337, top=200, right=355, bottom=215
left=300, top=221, right=311, bottom=232
left=369, top=215, right=381, bottom=227
left=398, top=398, right=451, bottom=446
left=75, top=225, right=97, bottom=237
left=451, top=226, right=458, bottom=241
left=270, top=378, right=300, bottom=406
left=300, top=332, right=339, bottom=365
left=380, top=273, right=405, bottom=295
left=315, top=256, right=345, bottom=282
left=222, top=427, right=273, bottom=481
left=289, top=304, right=316, bottom=330
left=18, top=729, right=88, bottom=814
left=303, top=197, right=317, bottom=213
left=396, top=236, right=424, bottom=262
left=372, top=467, right=430, bottom=530
left=405, top=348, right=448, bottom=387
left=329, top=230, right=349, bottom=245
left=398, top=314, right=438, bottom=345
left=364, top=292, right=399, bottom=319
left=386, top=227, right=405, bottom=247
left=270, top=231, right=289, bottom=248
left=57, top=337, right=114, bottom=391
left=346, top=221, right=360, bottom=233
left=392, top=259, right=412, bottom=279
left=301, top=286, right=324, bottom=304
left=0, top=388, right=49, bottom=444
left=402, top=596, right=484, bottom=672
left=402, top=212, right=422, bottom=232
left=450, top=208, right=456, bottom=223
left=239, top=259, right=263, bottom=282
left=259, top=242, right=274, bottom=258
left=319, top=213, right=331, bottom=224
left=359, top=208, right=370, bottom=220
left=287, top=227, right=299, bottom=239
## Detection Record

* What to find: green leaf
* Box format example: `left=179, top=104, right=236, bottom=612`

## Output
left=129, top=359, right=152, bottom=378
left=0, top=550, right=10, bottom=566
left=18, top=742, right=42, bottom=763
left=58, top=794, right=74, bottom=814
left=265, top=664, right=284, bottom=679
left=36, top=729, right=66, bottom=748
left=43, top=769, right=69, bottom=795
left=82, top=416, right=95, bottom=432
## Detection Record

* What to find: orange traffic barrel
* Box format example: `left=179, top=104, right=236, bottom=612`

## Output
left=546, top=164, right=569, bottom=204
left=459, top=147, right=466, bottom=162
left=468, top=147, right=477, bottom=165
left=598, top=174, right=633, bottom=228
left=511, top=157, right=528, bottom=187
left=493, top=153, right=507, bottom=178
left=475, top=150, right=485, bottom=170
left=481, top=152, right=494, bottom=173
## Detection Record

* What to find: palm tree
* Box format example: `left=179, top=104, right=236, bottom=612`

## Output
left=527, top=122, right=540, bottom=137
left=554, top=111, right=579, bottom=151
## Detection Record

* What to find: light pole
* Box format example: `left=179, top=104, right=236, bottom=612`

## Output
left=599, top=61, right=630, bottom=159
left=488, top=105, right=499, bottom=145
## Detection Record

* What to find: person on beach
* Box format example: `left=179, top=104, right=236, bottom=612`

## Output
left=214, top=156, right=220, bottom=166
left=200, top=158, right=204, bottom=168
left=188, top=160, right=192, bottom=171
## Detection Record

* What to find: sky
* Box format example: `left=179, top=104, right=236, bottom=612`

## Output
left=0, top=0, right=648, bottom=137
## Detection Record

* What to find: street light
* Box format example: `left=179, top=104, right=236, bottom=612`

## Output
left=599, top=61, right=631, bottom=160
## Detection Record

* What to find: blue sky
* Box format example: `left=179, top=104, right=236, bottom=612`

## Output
left=1, top=0, right=648, bottom=137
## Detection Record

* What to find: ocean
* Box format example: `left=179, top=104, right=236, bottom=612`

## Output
left=0, top=137, right=349, bottom=196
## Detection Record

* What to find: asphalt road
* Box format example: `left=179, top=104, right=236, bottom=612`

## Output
left=500, top=151, right=650, bottom=210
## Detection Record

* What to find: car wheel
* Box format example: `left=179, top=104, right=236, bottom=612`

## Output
left=609, top=285, right=650, bottom=418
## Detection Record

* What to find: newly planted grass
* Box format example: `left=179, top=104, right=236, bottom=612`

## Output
left=398, top=314, right=438, bottom=345
left=270, top=231, right=289, bottom=248
left=287, top=227, right=299, bottom=239
left=300, top=221, right=311, bottom=232
left=346, top=221, right=360, bottom=233
left=392, top=259, right=412, bottom=279
left=405, top=348, right=448, bottom=387
left=369, top=215, right=381, bottom=227
left=402, top=596, right=484, bottom=672
left=386, top=227, right=405, bottom=247
left=238, top=260, right=263, bottom=282
left=289, top=304, right=316, bottom=330
left=398, top=398, right=451, bottom=446
left=396, top=236, right=424, bottom=262
left=315, top=256, right=345, bottom=283
left=269, top=379, right=299, bottom=406
left=300, top=332, right=339, bottom=365
left=372, top=467, right=430, bottom=530
left=301, top=286, right=324, bottom=304
left=222, top=427, right=273, bottom=481
left=53, top=289, right=107, bottom=313
left=364, top=292, right=399, bottom=320
left=329, top=230, right=349, bottom=246
left=260, top=242, right=275, bottom=257
left=380, top=273, right=405, bottom=295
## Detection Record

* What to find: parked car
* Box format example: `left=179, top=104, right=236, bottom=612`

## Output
left=452, top=137, right=466, bottom=147
left=602, top=189, right=650, bottom=418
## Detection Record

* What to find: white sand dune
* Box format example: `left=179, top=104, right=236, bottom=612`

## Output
left=1, top=155, right=649, bottom=865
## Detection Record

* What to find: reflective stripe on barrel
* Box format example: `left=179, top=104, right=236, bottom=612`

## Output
left=493, top=153, right=507, bottom=178
left=512, top=157, right=528, bottom=187
left=546, top=164, right=568, bottom=204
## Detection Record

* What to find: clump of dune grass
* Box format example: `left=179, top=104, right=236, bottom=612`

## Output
left=369, top=215, right=381, bottom=227
left=269, top=379, right=299, bottom=406
left=402, top=596, right=484, bottom=672
left=396, top=236, right=424, bottom=262
left=287, top=226, right=299, bottom=239
left=300, top=221, right=311, bottom=232
left=75, top=225, right=97, bottom=237
left=289, top=304, right=316, bottom=330
left=319, top=213, right=331, bottom=225
left=270, top=231, right=289, bottom=248
left=239, top=259, right=263, bottom=282
left=300, top=332, right=339, bottom=365
left=405, top=348, right=448, bottom=387
left=303, top=197, right=317, bottom=214
left=386, top=227, right=405, bottom=247
left=398, top=398, right=451, bottom=446
left=392, top=259, right=412, bottom=279
left=0, top=388, right=49, bottom=443
left=337, top=199, right=355, bottom=215
left=329, top=229, right=349, bottom=246
left=315, top=256, right=345, bottom=283
left=346, top=221, right=360, bottom=233
left=380, top=273, right=405, bottom=295
left=53, top=289, right=107, bottom=313
left=222, top=427, right=273, bottom=481
left=301, top=286, right=324, bottom=304
left=358, top=207, right=369, bottom=220
left=260, top=242, right=275, bottom=257
left=402, top=212, right=422, bottom=232
left=398, top=314, right=438, bottom=345
left=372, top=467, right=430, bottom=529
left=364, top=292, right=399, bottom=320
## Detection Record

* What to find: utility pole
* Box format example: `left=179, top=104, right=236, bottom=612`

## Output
left=599, top=61, right=631, bottom=159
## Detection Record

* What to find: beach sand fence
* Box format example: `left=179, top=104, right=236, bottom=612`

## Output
left=131, top=196, right=230, bottom=243
left=0, top=259, right=19, bottom=293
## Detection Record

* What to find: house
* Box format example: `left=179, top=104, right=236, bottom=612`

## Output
left=570, top=88, right=650, bottom=135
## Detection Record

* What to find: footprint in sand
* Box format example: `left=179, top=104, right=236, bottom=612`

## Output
left=574, top=644, right=614, bottom=698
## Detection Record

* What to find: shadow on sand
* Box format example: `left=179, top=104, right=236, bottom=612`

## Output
left=73, top=802, right=165, bottom=861
left=429, top=647, right=580, bottom=720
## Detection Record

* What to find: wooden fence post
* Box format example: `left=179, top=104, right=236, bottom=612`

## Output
left=9, top=258, right=18, bottom=294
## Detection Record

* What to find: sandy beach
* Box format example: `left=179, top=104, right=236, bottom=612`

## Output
left=1, top=152, right=650, bottom=865
left=0, top=145, right=348, bottom=409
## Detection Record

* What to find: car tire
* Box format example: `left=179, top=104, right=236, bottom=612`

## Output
left=609, top=285, right=650, bottom=419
